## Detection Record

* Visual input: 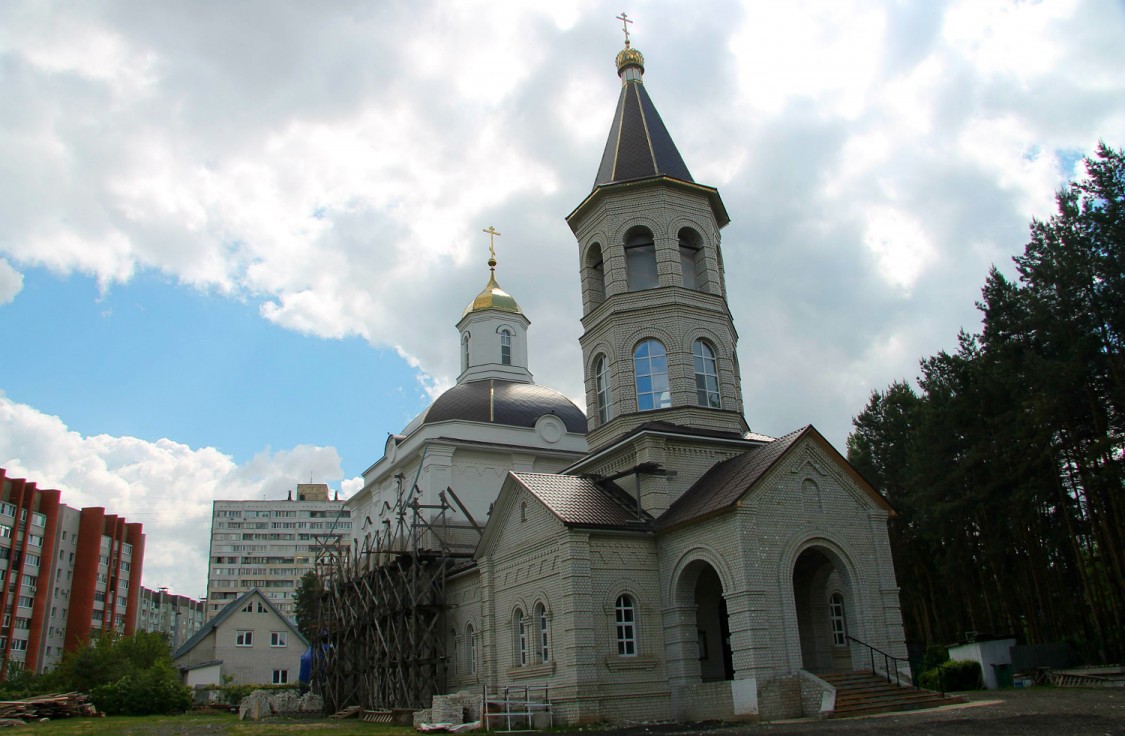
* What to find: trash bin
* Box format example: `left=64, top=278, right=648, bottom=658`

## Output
left=992, top=663, right=1013, bottom=688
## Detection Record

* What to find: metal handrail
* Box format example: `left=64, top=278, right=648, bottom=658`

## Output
left=844, top=635, right=918, bottom=690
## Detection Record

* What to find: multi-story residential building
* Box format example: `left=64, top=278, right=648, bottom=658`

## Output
left=206, top=483, right=348, bottom=621
left=0, top=468, right=145, bottom=676
left=137, top=586, right=205, bottom=650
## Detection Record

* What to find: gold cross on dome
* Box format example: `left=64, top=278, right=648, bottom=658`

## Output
left=616, top=11, right=633, bottom=46
left=482, top=225, right=501, bottom=265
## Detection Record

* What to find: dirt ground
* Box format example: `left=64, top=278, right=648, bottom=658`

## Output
left=563, top=688, right=1125, bottom=736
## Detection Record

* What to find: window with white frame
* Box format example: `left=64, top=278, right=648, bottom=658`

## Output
left=500, top=329, right=512, bottom=365
left=693, top=340, right=720, bottom=408
left=467, top=624, right=478, bottom=675
left=461, top=333, right=470, bottom=372
left=236, top=630, right=253, bottom=647
left=536, top=603, right=549, bottom=663
left=595, top=355, right=611, bottom=425
left=830, top=593, right=847, bottom=646
left=515, top=609, right=527, bottom=666
left=615, top=594, right=637, bottom=656
left=271, top=631, right=287, bottom=647
left=634, top=340, right=671, bottom=411
left=272, top=669, right=289, bottom=684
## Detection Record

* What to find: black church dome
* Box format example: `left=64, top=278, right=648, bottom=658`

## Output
left=420, top=380, right=586, bottom=433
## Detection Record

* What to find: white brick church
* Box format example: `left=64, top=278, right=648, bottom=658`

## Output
left=347, top=38, right=907, bottom=723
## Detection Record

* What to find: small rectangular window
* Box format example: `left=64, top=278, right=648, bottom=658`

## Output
left=236, top=630, right=253, bottom=647
left=272, top=669, right=289, bottom=684
left=270, top=631, right=287, bottom=647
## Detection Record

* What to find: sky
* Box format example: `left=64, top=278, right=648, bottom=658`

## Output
left=1, top=0, right=1123, bottom=598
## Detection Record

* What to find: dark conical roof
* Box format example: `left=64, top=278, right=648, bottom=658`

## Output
left=594, top=52, right=693, bottom=187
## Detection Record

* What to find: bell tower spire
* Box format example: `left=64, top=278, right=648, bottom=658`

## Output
left=567, top=23, right=748, bottom=449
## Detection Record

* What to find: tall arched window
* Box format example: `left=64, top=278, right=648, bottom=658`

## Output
left=693, top=340, right=720, bottom=408
left=595, top=355, right=611, bottom=425
left=679, top=228, right=704, bottom=290
left=615, top=594, right=637, bottom=656
left=625, top=229, right=658, bottom=291
left=586, top=243, right=606, bottom=306
left=461, top=333, right=470, bottom=372
left=634, top=340, right=671, bottom=411
left=500, top=329, right=512, bottom=365
left=515, top=608, right=528, bottom=666
left=830, top=593, right=847, bottom=646
left=535, top=603, right=550, bottom=663
left=448, top=628, right=457, bottom=674
left=467, top=623, right=478, bottom=675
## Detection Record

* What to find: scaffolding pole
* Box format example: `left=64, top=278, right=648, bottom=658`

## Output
left=311, top=483, right=479, bottom=712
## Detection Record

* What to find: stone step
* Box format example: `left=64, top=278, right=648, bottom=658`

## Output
left=818, top=670, right=965, bottom=719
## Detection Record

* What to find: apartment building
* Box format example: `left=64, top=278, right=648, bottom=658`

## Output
left=206, top=483, right=348, bottom=621
left=0, top=468, right=144, bottom=675
left=137, top=586, right=205, bottom=650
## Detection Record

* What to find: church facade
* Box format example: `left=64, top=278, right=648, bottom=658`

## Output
left=348, top=40, right=907, bottom=724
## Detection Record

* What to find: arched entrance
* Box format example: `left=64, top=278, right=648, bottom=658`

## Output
left=792, top=546, right=853, bottom=673
left=676, top=560, right=733, bottom=682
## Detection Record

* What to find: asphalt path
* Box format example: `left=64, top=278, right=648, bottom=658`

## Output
left=559, top=688, right=1125, bottom=736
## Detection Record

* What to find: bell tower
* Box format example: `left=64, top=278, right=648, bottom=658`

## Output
left=566, top=25, right=748, bottom=449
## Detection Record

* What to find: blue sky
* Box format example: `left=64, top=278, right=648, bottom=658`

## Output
left=2, top=269, right=421, bottom=478
left=1, top=0, right=1124, bottom=595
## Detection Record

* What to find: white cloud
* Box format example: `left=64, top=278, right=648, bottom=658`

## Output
left=0, top=1, right=1124, bottom=595
left=0, top=394, right=357, bottom=596
left=0, top=259, right=22, bottom=304
left=862, top=206, right=937, bottom=292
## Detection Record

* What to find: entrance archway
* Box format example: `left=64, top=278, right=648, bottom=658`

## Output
left=792, top=546, right=853, bottom=673
left=675, top=560, right=733, bottom=682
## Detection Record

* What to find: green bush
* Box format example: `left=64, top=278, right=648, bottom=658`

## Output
left=89, top=663, right=191, bottom=716
left=919, top=659, right=983, bottom=691
left=922, top=645, right=950, bottom=671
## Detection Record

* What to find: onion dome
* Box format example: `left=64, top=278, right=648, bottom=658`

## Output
left=463, top=272, right=523, bottom=318
left=615, top=45, right=645, bottom=74
left=462, top=232, right=524, bottom=318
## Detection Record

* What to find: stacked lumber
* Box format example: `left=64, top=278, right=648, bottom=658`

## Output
left=330, top=705, right=362, bottom=719
left=0, top=692, right=96, bottom=720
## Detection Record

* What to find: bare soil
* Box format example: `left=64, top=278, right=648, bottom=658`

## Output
left=562, top=688, right=1125, bottom=736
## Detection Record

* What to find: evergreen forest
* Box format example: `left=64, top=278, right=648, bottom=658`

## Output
left=847, top=144, right=1125, bottom=663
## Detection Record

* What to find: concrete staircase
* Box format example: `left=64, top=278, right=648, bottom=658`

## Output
left=820, top=670, right=965, bottom=718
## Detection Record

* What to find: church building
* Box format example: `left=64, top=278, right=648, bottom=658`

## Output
left=346, top=35, right=907, bottom=724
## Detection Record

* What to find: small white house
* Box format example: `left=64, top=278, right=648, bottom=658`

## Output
left=173, top=588, right=308, bottom=687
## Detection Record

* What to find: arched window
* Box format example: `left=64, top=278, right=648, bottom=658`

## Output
left=615, top=594, right=637, bottom=656
left=535, top=603, right=550, bottom=663
left=467, top=623, right=478, bottom=675
left=500, top=329, right=512, bottom=365
left=693, top=340, right=720, bottom=408
left=586, top=243, right=606, bottom=306
left=515, top=608, right=528, bottom=666
left=461, top=333, right=470, bottom=372
left=448, top=628, right=457, bottom=674
left=595, top=355, right=611, bottom=425
left=830, top=593, right=847, bottom=646
left=625, top=229, right=658, bottom=291
left=634, top=340, right=671, bottom=411
left=679, top=228, right=704, bottom=290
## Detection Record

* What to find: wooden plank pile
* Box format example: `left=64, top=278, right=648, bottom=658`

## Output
left=0, top=692, right=96, bottom=721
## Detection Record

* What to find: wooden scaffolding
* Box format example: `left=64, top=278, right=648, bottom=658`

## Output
left=311, top=477, right=481, bottom=713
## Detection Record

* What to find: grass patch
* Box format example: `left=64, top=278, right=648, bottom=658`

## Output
left=3, top=712, right=416, bottom=736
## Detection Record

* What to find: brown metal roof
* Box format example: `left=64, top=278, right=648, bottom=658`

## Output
left=655, top=426, right=809, bottom=531
left=511, top=472, right=650, bottom=529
